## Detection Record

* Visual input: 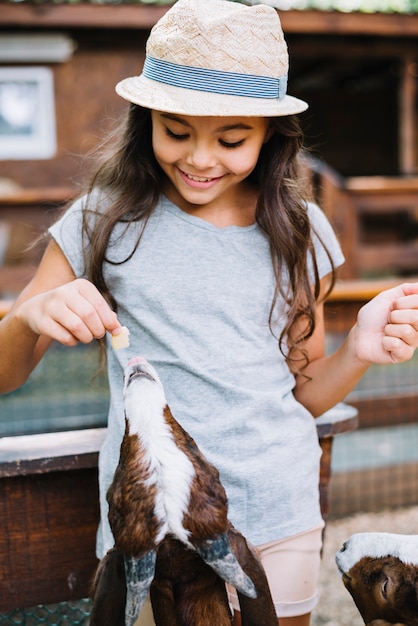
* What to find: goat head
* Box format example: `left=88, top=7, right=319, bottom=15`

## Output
left=336, top=532, right=418, bottom=626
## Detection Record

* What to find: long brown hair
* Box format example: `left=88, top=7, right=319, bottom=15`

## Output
left=253, top=115, right=335, bottom=368
left=80, top=104, right=335, bottom=367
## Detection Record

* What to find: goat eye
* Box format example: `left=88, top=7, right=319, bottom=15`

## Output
left=340, top=542, right=347, bottom=552
left=381, top=577, right=389, bottom=599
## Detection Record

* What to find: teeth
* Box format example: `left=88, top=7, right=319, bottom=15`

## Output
left=186, top=173, right=212, bottom=182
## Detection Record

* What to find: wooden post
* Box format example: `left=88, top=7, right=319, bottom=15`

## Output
left=399, top=57, right=417, bottom=175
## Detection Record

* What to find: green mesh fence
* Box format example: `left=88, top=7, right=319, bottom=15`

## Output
left=0, top=599, right=92, bottom=625
left=0, top=341, right=109, bottom=436
left=325, top=326, right=418, bottom=518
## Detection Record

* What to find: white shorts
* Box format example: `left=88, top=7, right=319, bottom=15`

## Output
left=227, top=521, right=325, bottom=618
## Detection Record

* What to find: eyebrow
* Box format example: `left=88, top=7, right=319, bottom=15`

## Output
left=160, top=113, right=253, bottom=132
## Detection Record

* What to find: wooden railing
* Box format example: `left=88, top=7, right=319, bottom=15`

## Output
left=344, top=176, right=418, bottom=277
left=307, top=158, right=418, bottom=280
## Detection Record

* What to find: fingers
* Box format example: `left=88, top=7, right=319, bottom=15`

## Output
left=395, top=281, right=418, bottom=297
left=20, top=278, right=121, bottom=346
left=381, top=334, right=416, bottom=364
left=67, top=279, right=120, bottom=339
left=391, top=294, right=418, bottom=320
left=355, top=283, right=418, bottom=365
left=382, top=290, right=418, bottom=362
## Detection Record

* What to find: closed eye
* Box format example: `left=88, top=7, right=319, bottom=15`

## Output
left=165, top=127, right=189, bottom=141
left=219, top=139, right=245, bottom=149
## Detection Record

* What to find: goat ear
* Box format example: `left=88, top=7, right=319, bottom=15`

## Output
left=380, top=576, right=390, bottom=600
left=124, top=550, right=157, bottom=626
left=195, top=532, right=256, bottom=598
left=227, top=527, right=278, bottom=626
left=90, top=549, right=126, bottom=626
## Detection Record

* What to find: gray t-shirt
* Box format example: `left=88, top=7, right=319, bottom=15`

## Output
left=49, top=194, right=344, bottom=558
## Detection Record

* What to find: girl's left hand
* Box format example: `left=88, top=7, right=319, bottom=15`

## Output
left=354, top=282, right=418, bottom=365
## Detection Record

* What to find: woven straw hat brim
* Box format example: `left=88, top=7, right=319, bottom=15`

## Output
left=116, top=74, right=308, bottom=117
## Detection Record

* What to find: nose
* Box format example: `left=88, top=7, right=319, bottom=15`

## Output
left=128, top=356, right=148, bottom=366
left=185, top=139, right=216, bottom=170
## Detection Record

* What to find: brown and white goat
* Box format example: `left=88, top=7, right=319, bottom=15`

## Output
left=90, top=357, right=277, bottom=626
left=336, top=532, right=418, bottom=626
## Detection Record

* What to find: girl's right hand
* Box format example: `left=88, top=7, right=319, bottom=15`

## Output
left=16, top=278, right=121, bottom=347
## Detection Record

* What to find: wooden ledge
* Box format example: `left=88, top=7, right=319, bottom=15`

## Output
left=316, top=403, right=358, bottom=439
left=0, top=186, right=75, bottom=206
left=0, top=428, right=106, bottom=478
left=327, top=277, right=418, bottom=302
left=346, top=176, right=418, bottom=193
left=0, top=406, right=356, bottom=479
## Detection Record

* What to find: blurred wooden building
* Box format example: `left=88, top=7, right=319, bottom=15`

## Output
left=0, top=3, right=418, bottom=292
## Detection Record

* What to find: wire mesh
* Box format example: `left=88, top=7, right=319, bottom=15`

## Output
left=0, top=341, right=109, bottom=436
left=0, top=599, right=92, bottom=625
left=325, top=302, right=418, bottom=518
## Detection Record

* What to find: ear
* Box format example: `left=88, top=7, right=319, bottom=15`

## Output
left=90, top=549, right=126, bottom=626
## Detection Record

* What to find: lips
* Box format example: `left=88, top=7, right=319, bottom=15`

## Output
left=178, top=167, right=222, bottom=187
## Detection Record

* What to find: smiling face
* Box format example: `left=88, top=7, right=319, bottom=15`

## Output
left=151, top=111, right=270, bottom=225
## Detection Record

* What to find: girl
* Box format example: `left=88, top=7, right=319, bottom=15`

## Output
left=1, top=1, right=418, bottom=624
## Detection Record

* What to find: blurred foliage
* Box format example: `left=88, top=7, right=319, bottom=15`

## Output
left=253, top=0, right=418, bottom=12
left=2, top=0, right=418, bottom=14
left=3, top=0, right=174, bottom=3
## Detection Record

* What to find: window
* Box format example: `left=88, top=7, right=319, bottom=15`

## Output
left=0, top=66, right=56, bottom=160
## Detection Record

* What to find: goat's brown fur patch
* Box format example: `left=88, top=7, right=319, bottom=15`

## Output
left=342, top=556, right=418, bottom=626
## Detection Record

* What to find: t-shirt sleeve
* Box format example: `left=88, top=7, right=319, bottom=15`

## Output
left=307, top=201, right=345, bottom=279
left=48, top=195, right=90, bottom=278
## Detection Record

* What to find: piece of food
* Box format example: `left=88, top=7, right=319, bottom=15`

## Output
left=111, top=326, right=130, bottom=350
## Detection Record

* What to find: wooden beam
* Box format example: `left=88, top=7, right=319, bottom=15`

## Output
left=0, top=3, right=170, bottom=29
left=346, top=176, right=418, bottom=192
left=1, top=5, right=418, bottom=37
left=281, top=10, right=418, bottom=37
left=0, top=187, right=74, bottom=207
left=289, top=37, right=418, bottom=58
left=326, top=277, right=414, bottom=301
left=0, top=428, right=106, bottom=477
left=398, top=57, right=417, bottom=175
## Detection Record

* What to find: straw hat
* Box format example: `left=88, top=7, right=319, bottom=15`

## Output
left=116, top=0, right=308, bottom=117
